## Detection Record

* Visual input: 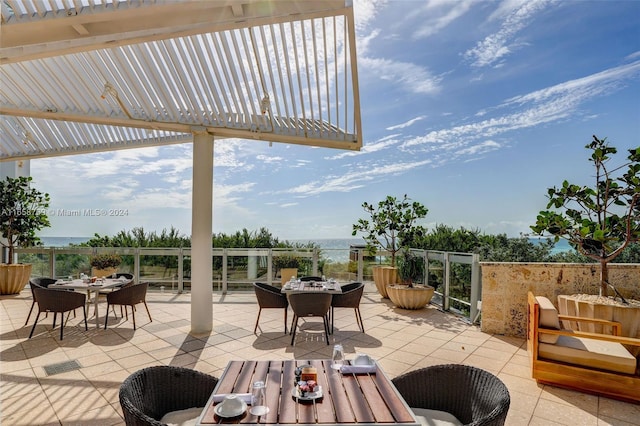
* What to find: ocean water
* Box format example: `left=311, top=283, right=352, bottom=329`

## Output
left=37, top=236, right=572, bottom=263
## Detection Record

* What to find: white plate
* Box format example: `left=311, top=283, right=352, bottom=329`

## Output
left=214, top=399, right=247, bottom=418
left=292, top=385, right=323, bottom=401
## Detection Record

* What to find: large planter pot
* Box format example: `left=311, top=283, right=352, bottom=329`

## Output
left=92, top=267, right=117, bottom=278
left=372, top=266, right=398, bottom=298
left=387, top=284, right=434, bottom=310
left=558, top=294, right=640, bottom=339
left=0, top=263, right=32, bottom=295
left=280, top=268, right=298, bottom=286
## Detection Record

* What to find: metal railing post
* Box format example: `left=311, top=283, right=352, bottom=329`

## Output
left=50, top=248, right=56, bottom=278
left=470, top=253, right=481, bottom=323
left=178, top=248, right=184, bottom=293
left=222, top=248, right=228, bottom=293
left=443, top=252, right=450, bottom=311
left=357, top=248, right=363, bottom=282
left=267, top=249, right=273, bottom=286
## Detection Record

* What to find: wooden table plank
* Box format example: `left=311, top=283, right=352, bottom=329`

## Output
left=356, top=374, right=395, bottom=423
left=264, top=361, right=283, bottom=424
left=342, top=373, right=375, bottom=423
left=371, top=372, right=415, bottom=423
left=325, top=362, right=356, bottom=424
left=278, top=361, right=298, bottom=424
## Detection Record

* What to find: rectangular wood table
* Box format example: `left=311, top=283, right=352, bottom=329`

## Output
left=197, top=359, right=419, bottom=425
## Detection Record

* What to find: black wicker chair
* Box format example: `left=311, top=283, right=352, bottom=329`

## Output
left=330, top=282, right=365, bottom=333
left=119, top=366, right=218, bottom=426
left=28, top=286, right=87, bottom=340
left=299, top=276, right=323, bottom=282
left=392, top=364, right=510, bottom=426
left=25, top=277, right=58, bottom=326
left=289, top=292, right=332, bottom=345
left=104, top=282, right=152, bottom=330
left=253, top=282, right=289, bottom=334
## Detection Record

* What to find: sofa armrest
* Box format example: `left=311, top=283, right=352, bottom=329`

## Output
left=557, top=315, right=623, bottom=336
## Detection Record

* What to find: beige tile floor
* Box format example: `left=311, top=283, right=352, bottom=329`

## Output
left=1, top=284, right=638, bottom=426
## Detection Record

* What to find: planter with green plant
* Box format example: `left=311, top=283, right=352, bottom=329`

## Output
left=531, top=135, right=640, bottom=337
left=352, top=195, right=428, bottom=298
left=0, top=176, right=51, bottom=295
left=90, top=253, right=122, bottom=277
left=387, top=248, right=434, bottom=309
left=272, top=254, right=301, bottom=286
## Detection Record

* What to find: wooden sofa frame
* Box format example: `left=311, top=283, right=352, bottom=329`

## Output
left=527, top=291, right=640, bottom=403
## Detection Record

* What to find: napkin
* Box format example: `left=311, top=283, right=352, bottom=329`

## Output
left=211, top=393, right=253, bottom=404
left=340, top=364, right=377, bottom=374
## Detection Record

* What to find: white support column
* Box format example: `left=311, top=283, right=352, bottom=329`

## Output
left=191, top=130, right=214, bottom=334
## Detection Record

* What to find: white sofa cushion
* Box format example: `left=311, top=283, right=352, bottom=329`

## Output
left=539, top=334, right=636, bottom=374
left=412, top=408, right=463, bottom=426
left=536, top=296, right=560, bottom=344
left=159, top=407, right=202, bottom=426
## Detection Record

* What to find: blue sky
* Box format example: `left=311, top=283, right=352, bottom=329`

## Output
left=32, top=0, right=640, bottom=241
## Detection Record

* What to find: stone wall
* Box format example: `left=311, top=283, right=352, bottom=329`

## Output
left=480, top=262, right=640, bottom=338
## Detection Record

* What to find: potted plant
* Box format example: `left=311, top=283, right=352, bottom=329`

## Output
left=387, top=247, right=434, bottom=309
left=273, top=254, right=301, bottom=286
left=0, top=176, right=51, bottom=295
left=352, top=195, right=428, bottom=298
left=531, top=135, right=640, bottom=335
left=90, top=253, right=122, bottom=277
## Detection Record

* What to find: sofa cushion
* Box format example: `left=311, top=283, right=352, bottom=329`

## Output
left=536, top=296, right=560, bottom=344
left=412, top=408, right=463, bottom=426
left=539, top=334, right=636, bottom=374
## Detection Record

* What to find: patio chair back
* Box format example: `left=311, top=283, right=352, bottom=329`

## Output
left=330, top=282, right=365, bottom=333
left=289, top=292, right=332, bottom=345
left=299, top=276, right=322, bottom=281
left=105, top=282, right=152, bottom=330
left=392, top=364, right=510, bottom=426
left=253, top=282, right=289, bottom=334
left=25, top=277, right=58, bottom=326
left=119, top=366, right=218, bottom=425
left=29, top=286, right=87, bottom=340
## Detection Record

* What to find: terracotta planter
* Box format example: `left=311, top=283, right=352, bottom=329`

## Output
left=92, top=267, right=117, bottom=278
left=372, top=266, right=397, bottom=298
left=558, top=294, right=640, bottom=338
left=0, top=263, right=32, bottom=295
left=387, top=284, right=434, bottom=310
left=280, top=268, right=298, bottom=286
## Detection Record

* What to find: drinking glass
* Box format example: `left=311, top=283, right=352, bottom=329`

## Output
left=250, top=381, right=269, bottom=416
left=331, top=344, right=344, bottom=370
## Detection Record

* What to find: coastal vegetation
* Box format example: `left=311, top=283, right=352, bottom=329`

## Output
left=530, top=136, right=639, bottom=297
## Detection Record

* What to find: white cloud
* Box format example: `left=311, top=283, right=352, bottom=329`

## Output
left=326, top=135, right=400, bottom=159
left=412, top=1, right=475, bottom=39
left=360, top=57, right=442, bottom=95
left=282, top=158, right=432, bottom=196
left=402, top=61, right=640, bottom=156
left=387, top=116, right=426, bottom=130
left=464, top=0, right=552, bottom=68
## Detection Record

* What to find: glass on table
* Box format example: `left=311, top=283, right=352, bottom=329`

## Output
left=331, top=344, right=345, bottom=370
left=250, top=380, right=269, bottom=416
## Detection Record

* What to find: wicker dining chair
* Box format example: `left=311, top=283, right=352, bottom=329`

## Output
left=289, top=292, right=332, bottom=345
left=392, top=364, right=510, bottom=426
left=24, top=277, right=58, bottom=326
left=299, top=276, right=323, bottom=282
left=253, top=282, right=289, bottom=334
left=330, top=282, right=365, bottom=333
left=28, top=286, right=87, bottom=340
left=104, top=282, right=152, bottom=330
left=120, top=366, right=218, bottom=426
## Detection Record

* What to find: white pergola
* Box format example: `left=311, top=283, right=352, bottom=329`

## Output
left=0, top=0, right=362, bottom=333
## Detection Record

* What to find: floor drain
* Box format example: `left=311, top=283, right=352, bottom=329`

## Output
left=43, top=359, right=82, bottom=376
